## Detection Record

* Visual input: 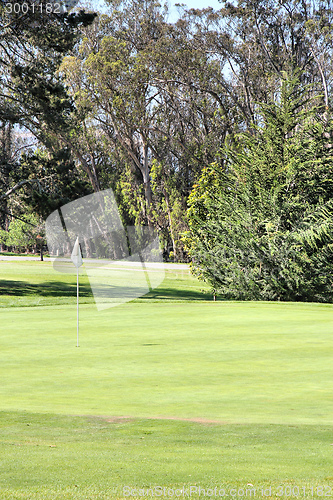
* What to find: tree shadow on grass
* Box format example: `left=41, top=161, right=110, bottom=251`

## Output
left=137, top=286, right=213, bottom=301
left=0, top=280, right=93, bottom=298
left=0, top=281, right=212, bottom=301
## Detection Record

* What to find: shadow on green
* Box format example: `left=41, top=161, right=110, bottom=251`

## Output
left=0, top=267, right=212, bottom=303
left=137, top=286, right=212, bottom=301
left=0, top=280, right=93, bottom=297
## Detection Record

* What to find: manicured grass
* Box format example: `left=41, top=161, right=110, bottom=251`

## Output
left=0, top=251, right=47, bottom=257
left=0, top=412, right=332, bottom=500
left=0, top=261, right=211, bottom=307
left=0, top=261, right=332, bottom=498
left=0, top=299, right=332, bottom=424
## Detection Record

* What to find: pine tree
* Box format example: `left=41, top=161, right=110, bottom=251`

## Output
left=0, top=2, right=96, bottom=140
left=184, top=75, right=333, bottom=302
left=0, top=1, right=96, bottom=236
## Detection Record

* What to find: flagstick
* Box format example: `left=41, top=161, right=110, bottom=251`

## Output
left=77, top=266, right=79, bottom=347
left=71, top=236, right=83, bottom=347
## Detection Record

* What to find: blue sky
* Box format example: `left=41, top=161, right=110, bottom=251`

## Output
left=87, top=0, right=222, bottom=21
left=170, top=0, right=221, bottom=10
left=168, top=0, right=222, bottom=21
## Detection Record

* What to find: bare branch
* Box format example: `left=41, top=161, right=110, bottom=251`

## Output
left=0, top=178, right=40, bottom=201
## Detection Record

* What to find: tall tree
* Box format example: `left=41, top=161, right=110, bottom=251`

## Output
left=61, top=0, right=172, bottom=207
left=0, top=0, right=96, bottom=211
left=0, top=121, right=14, bottom=249
left=60, top=0, right=230, bottom=257
left=184, top=74, right=333, bottom=302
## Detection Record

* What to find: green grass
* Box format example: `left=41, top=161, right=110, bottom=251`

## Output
left=0, top=251, right=44, bottom=257
left=0, top=412, right=332, bottom=499
left=0, top=261, right=332, bottom=499
left=0, top=261, right=211, bottom=307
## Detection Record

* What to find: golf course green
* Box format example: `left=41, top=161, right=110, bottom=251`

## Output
left=0, top=260, right=332, bottom=499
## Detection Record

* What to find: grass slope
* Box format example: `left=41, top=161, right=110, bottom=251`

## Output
left=0, top=412, right=332, bottom=499
left=0, top=261, right=332, bottom=498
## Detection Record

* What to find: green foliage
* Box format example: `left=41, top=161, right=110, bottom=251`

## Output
left=150, top=160, right=188, bottom=260
left=0, top=214, right=40, bottom=252
left=4, top=0, right=333, bottom=267
left=116, top=165, right=147, bottom=226
left=184, top=75, right=333, bottom=302
left=0, top=3, right=96, bottom=138
left=0, top=1, right=97, bottom=221
left=12, top=148, right=93, bottom=219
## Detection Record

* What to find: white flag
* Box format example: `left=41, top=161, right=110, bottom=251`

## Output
left=71, top=237, right=83, bottom=268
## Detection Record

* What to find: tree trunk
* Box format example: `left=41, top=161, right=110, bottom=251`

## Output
left=141, top=142, right=152, bottom=206
left=164, top=189, right=177, bottom=261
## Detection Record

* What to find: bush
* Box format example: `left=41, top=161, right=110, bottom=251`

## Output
left=184, top=76, right=333, bottom=302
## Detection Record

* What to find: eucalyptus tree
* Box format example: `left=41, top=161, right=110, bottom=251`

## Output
left=59, top=0, right=333, bottom=262
left=208, top=0, right=333, bottom=122
left=60, top=0, right=232, bottom=257
left=60, top=0, right=170, bottom=208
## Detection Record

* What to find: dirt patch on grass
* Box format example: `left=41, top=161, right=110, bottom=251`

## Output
left=100, top=415, right=228, bottom=425
left=147, top=416, right=228, bottom=425
left=77, top=414, right=230, bottom=425
left=105, top=416, right=135, bottom=424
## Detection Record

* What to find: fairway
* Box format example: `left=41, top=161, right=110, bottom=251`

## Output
left=0, top=261, right=332, bottom=499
